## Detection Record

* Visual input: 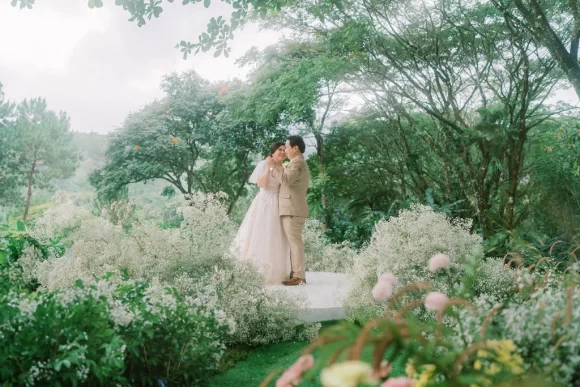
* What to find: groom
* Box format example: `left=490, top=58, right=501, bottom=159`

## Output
left=268, top=135, right=310, bottom=286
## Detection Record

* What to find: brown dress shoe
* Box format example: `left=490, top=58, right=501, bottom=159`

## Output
left=282, top=272, right=294, bottom=285
left=283, top=277, right=306, bottom=286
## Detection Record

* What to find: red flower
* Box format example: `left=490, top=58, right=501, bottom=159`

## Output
left=171, top=138, right=178, bottom=144
left=135, top=145, right=141, bottom=149
left=219, top=87, right=228, bottom=94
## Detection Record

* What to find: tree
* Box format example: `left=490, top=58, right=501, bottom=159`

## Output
left=488, top=0, right=580, bottom=100
left=262, top=0, right=563, bottom=240
left=0, top=83, right=21, bottom=208
left=12, top=98, right=80, bottom=222
left=238, top=41, right=353, bottom=226
left=526, top=118, right=580, bottom=239
left=90, top=71, right=286, bottom=213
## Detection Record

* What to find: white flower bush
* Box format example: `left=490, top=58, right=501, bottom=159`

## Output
left=27, top=193, right=318, bottom=347
left=201, top=261, right=320, bottom=345
left=304, top=219, right=357, bottom=273
left=0, top=268, right=232, bottom=385
left=343, top=205, right=497, bottom=320
left=29, top=191, right=93, bottom=241
left=496, top=283, right=580, bottom=385
left=448, top=266, right=580, bottom=386
left=472, top=258, right=515, bottom=300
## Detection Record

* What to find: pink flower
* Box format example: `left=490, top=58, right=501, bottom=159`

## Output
left=295, top=354, right=315, bottom=370
left=425, top=291, right=449, bottom=312
left=372, top=273, right=398, bottom=302
left=372, top=280, right=394, bottom=302
left=428, top=253, right=450, bottom=272
left=276, top=365, right=302, bottom=387
left=379, top=273, right=398, bottom=285
left=373, top=360, right=392, bottom=378
left=276, top=354, right=315, bottom=387
left=381, top=377, right=414, bottom=387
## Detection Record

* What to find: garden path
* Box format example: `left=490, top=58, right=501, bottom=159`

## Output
left=266, top=272, right=349, bottom=323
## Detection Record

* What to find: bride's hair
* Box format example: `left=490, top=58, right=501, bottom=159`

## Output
left=269, top=142, right=285, bottom=156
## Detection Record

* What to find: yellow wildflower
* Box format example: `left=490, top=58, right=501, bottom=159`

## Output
left=485, top=363, right=501, bottom=376
left=405, top=360, right=416, bottom=378
left=320, top=361, right=378, bottom=387
left=477, top=349, right=490, bottom=358
left=407, top=363, right=436, bottom=387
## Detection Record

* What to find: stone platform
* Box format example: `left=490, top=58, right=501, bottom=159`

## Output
left=266, top=271, right=349, bottom=323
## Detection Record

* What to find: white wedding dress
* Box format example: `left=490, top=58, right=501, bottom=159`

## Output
left=234, top=161, right=290, bottom=285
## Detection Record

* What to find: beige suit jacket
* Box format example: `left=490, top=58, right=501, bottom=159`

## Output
left=271, top=155, right=310, bottom=217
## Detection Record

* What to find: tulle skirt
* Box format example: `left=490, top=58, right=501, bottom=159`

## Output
left=234, top=190, right=290, bottom=285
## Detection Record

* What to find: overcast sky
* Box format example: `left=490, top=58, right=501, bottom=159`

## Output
left=0, top=1, right=281, bottom=134
left=1, top=2, right=579, bottom=137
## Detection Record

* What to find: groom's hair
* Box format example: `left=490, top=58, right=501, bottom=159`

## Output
left=269, top=142, right=285, bottom=156
left=287, top=135, right=306, bottom=154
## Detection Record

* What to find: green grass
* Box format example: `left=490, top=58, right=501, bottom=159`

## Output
left=211, top=340, right=314, bottom=387
left=210, top=321, right=406, bottom=387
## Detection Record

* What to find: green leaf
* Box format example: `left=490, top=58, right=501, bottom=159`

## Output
left=88, top=0, right=95, bottom=8
left=0, top=251, right=7, bottom=265
left=16, top=220, right=25, bottom=231
left=152, top=6, right=163, bottom=17
left=204, top=0, right=210, bottom=7
left=214, top=50, right=222, bottom=57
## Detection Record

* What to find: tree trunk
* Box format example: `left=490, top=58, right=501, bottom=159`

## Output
left=510, top=0, right=580, bottom=100
left=315, top=133, right=327, bottom=231
left=187, top=170, right=193, bottom=193
left=23, top=157, right=37, bottom=224
left=227, top=178, right=247, bottom=215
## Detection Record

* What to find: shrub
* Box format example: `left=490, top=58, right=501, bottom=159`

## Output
left=110, top=275, right=234, bottom=385
left=471, top=258, right=515, bottom=300
left=456, top=272, right=580, bottom=386
left=0, top=270, right=232, bottom=386
left=447, top=258, right=580, bottom=386
left=343, top=204, right=484, bottom=320
left=495, top=284, right=580, bottom=385
left=32, top=193, right=237, bottom=290
left=304, top=219, right=357, bottom=273
left=0, top=221, right=66, bottom=291
left=28, top=191, right=93, bottom=242
left=184, top=260, right=321, bottom=346
left=28, top=193, right=318, bottom=347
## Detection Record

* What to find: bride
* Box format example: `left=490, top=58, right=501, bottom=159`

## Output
left=234, top=142, right=290, bottom=285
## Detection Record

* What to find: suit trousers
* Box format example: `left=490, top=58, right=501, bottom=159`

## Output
left=281, top=215, right=307, bottom=280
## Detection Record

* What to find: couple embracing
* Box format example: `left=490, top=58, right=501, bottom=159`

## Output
left=235, top=136, right=310, bottom=286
